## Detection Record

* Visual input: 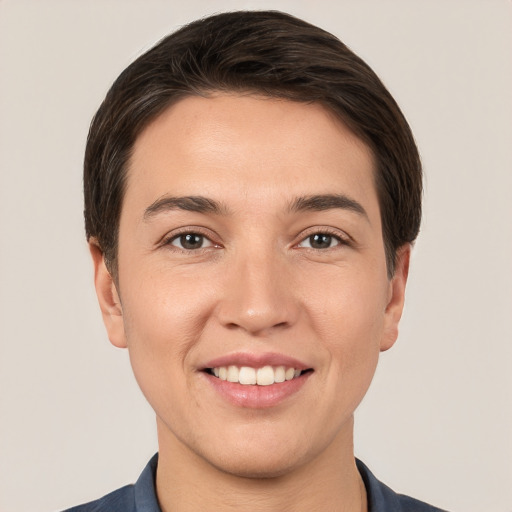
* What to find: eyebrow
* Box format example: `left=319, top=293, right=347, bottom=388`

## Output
left=289, top=194, right=368, bottom=219
left=143, top=193, right=368, bottom=221
left=143, top=195, right=228, bottom=220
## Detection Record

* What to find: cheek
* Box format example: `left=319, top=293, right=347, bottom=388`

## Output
left=122, top=265, right=216, bottom=343
left=118, top=269, right=218, bottom=393
left=305, top=269, right=387, bottom=392
left=307, top=266, right=388, bottom=343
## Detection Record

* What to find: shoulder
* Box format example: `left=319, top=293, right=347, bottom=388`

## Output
left=60, top=454, right=159, bottom=512
left=356, top=459, right=449, bottom=512
left=60, top=484, right=135, bottom=512
left=395, top=493, right=448, bottom=512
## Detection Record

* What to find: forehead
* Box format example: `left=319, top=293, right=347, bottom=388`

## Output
left=126, top=94, right=378, bottom=219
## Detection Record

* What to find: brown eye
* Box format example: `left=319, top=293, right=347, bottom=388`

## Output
left=170, top=233, right=213, bottom=250
left=298, top=233, right=341, bottom=249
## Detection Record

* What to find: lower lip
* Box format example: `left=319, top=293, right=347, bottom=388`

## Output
left=204, top=372, right=312, bottom=409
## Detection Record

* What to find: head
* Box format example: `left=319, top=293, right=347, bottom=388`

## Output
left=84, top=10, right=421, bottom=279
left=85, top=10, right=421, bottom=481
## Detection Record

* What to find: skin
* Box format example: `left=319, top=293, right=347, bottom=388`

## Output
left=90, top=94, right=410, bottom=512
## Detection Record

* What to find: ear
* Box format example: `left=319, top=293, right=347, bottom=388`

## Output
left=380, top=244, right=411, bottom=352
left=89, top=240, right=127, bottom=349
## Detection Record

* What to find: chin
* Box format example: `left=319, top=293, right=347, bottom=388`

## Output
left=196, top=429, right=317, bottom=480
left=209, top=449, right=306, bottom=480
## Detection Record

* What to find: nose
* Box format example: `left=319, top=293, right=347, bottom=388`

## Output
left=216, top=249, right=299, bottom=337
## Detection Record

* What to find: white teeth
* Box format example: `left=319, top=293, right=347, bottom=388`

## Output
left=210, top=365, right=304, bottom=385
left=256, top=365, right=274, bottom=386
left=285, top=367, right=295, bottom=381
left=227, top=365, right=239, bottom=382
left=239, top=366, right=257, bottom=385
left=274, top=366, right=286, bottom=383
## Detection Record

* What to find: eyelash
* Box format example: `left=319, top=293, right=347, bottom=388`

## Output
left=295, top=228, right=351, bottom=251
left=161, top=228, right=220, bottom=252
left=161, top=227, right=351, bottom=253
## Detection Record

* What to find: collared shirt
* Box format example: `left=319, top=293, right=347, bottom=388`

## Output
left=62, top=454, right=448, bottom=512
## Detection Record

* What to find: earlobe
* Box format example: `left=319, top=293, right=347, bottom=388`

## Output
left=380, top=244, right=411, bottom=352
left=89, top=240, right=127, bottom=349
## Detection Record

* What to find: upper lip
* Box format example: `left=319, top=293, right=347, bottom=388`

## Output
left=201, top=352, right=312, bottom=371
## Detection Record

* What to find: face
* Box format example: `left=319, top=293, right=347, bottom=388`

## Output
left=92, top=94, right=409, bottom=478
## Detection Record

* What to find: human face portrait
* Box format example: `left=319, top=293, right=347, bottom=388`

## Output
left=91, top=94, right=409, bottom=479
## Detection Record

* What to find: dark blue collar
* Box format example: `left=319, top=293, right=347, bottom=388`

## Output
left=133, top=454, right=161, bottom=512
left=131, top=454, right=446, bottom=512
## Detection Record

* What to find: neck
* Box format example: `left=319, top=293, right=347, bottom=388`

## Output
left=155, top=416, right=367, bottom=512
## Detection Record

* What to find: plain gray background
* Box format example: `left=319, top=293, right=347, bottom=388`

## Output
left=0, top=1, right=511, bottom=511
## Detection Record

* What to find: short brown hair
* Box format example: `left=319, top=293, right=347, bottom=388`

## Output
left=84, top=10, right=422, bottom=277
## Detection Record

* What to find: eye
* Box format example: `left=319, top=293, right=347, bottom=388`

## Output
left=169, top=233, right=214, bottom=250
left=297, top=232, right=343, bottom=249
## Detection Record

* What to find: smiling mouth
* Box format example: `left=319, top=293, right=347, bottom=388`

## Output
left=205, top=365, right=313, bottom=386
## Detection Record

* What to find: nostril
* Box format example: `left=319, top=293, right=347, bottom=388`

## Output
left=223, top=320, right=290, bottom=334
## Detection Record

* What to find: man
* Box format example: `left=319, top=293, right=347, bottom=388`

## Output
left=67, top=10, right=446, bottom=512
